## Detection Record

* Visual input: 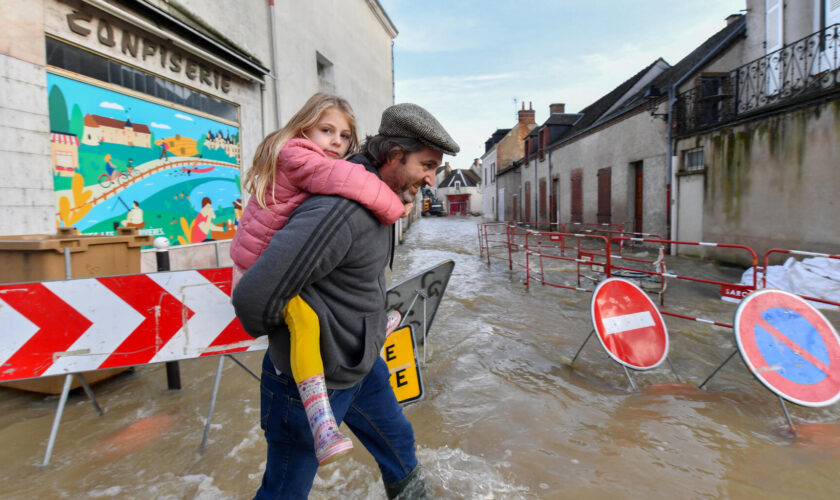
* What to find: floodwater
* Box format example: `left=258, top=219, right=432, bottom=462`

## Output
left=2, top=216, right=840, bottom=499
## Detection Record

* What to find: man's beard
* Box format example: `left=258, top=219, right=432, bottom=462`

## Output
left=398, top=188, right=414, bottom=204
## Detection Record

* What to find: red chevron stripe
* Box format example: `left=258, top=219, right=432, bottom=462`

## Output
left=0, top=283, right=92, bottom=381
left=200, top=320, right=251, bottom=356
left=196, top=267, right=253, bottom=355
left=96, top=275, right=194, bottom=369
left=197, top=267, right=233, bottom=296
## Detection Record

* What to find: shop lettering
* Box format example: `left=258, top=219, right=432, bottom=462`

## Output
left=66, top=10, right=231, bottom=93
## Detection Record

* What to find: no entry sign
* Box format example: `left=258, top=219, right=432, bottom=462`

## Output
left=591, top=278, right=669, bottom=370
left=735, top=288, right=840, bottom=407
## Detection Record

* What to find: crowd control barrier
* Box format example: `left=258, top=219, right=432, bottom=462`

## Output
left=522, top=230, right=610, bottom=293
left=477, top=221, right=840, bottom=434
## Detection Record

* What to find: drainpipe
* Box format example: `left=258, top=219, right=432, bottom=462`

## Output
left=268, top=0, right=282, bottom=129
left=667, top=17, right=746, bottom=253
left=548, top=143, right=553, bottom=227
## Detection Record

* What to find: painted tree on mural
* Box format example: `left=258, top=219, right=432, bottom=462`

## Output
left=69, top=103, right=84, bottom=139
left=48, top=85, right=69, bottom=133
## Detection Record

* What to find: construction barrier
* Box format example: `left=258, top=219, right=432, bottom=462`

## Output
left=522, top=230, right=610, bottom=293
left=0, top=262, right=454, bottom=465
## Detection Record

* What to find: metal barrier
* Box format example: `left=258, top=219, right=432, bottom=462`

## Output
left=763, top=248, right=840, bottom=308
left=560, top=221, right=624, bottom=234
left=479, top=222, right=515, bottom=269
left=522, top=231, right=610, bottom=293
left=608, top=237, right=758, bottom=312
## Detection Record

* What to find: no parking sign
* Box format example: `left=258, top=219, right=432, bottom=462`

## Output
left=735, top=289, right=840, bottom=407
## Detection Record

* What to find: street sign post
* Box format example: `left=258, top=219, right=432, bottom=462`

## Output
left=734, top=288, right=840, bottom=408
left=591, top=278, right=669, bottom=370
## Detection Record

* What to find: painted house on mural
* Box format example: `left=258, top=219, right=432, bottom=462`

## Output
left=436, top=163, right=482, bottom=216
left=0, top=0, right=397, bottom=269
left=492, top=103, right=538, bottom=221
left=517, top=16, right=746, bottom=241
left=671, top=0, right=840, bottom=260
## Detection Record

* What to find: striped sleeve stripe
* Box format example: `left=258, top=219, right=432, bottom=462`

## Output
left=263, top=199, right=361, bottom=328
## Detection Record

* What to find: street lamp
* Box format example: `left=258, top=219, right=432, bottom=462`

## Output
left=643, top=85, right=669, bottom=121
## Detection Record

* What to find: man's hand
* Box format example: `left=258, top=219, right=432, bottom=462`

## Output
left=401, top=202, right=414, bottom=218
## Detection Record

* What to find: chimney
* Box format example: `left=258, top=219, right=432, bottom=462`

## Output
left=444, top=161, right=451, bottom=176
left=549, top=103, right=565, bottom=114
left=518, top=101, right=536, bottom=126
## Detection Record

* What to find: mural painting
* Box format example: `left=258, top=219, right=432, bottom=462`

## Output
left=47, top=72, right=242, bottom=246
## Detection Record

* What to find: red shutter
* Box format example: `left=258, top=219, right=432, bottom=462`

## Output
left=570, top=169, right=583, bottom=223
left=524, top=181, right=532, bottom=222
left=539, top=178, right=547, bottom=219
left=597, top=167, right=611, bottom=224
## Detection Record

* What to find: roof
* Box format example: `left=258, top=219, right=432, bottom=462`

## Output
left=545, top=113, right=582, bottom=126
left=550, top=15, right=747, bottom=147
left=83, top=114, right=152, bottom=134
left=602, top=15, right=747, bottom=122
left=439, top=169, right=480, bottom=188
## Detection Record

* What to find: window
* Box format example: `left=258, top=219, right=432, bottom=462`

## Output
left=316, top=52, right=335, bottom=94
left=46, top=37, right=237, bottom=121
left=682, top=147, right=705, bottom=172
left=491, top=162, right=496, bottom=182
left=455, top=181, right=462, bottom=191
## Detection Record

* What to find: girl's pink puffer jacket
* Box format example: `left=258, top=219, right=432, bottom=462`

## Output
left=229, top=138, right=404, bottom=272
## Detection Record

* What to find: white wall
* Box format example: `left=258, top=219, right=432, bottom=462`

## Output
left=0, top=0, right=396, bottom=243
left=272, top=0, right=395, bottom=138
left=0, top=1, right=53, bottom=235
left=481, top=146, right=497, bottom=218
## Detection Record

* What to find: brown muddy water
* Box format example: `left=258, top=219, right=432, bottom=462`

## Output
left=1, top=216, right=839, bottom=499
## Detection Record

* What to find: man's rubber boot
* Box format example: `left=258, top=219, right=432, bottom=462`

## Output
left=384, top=464, right=427, bottom=499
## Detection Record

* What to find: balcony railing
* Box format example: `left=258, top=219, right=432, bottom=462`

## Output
left=675, top=24, right=840, bottom=135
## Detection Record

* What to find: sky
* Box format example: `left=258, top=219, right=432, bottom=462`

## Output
left=379, top=0, right=746, bottom=167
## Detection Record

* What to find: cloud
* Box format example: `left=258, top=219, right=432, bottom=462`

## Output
left=150, top=122, right=172, bottom=130
left=174, top=113, right=194, bottom=121
left=99, top=101, right=124, bottom=110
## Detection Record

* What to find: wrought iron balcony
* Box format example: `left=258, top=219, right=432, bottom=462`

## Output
left=675, top=24, right=840, bottom=135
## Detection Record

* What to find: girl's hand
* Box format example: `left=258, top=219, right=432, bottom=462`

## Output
left=401, top=202, right=414, bottom=218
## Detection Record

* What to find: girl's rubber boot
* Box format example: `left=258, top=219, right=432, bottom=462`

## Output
left=386, top=310, right=402, bottom=335
left=297, top=374, right=353, bottom=465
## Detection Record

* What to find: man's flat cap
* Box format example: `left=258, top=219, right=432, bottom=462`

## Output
left=378, top=103, right=460, bottom=155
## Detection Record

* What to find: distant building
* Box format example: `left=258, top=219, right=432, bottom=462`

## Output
left=0, top=0, right=397, bottom=254
left=437, top=167, right=481, bottom=215
left=493, top=103, right=537, bottom=221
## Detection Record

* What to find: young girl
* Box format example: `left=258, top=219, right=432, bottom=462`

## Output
left=230, top=93, right=405, bottom=465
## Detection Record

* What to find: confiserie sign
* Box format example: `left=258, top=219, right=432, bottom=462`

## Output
left=65, top=9, right=232, bottom=93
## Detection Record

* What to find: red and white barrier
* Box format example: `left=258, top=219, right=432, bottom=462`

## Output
left=0, top=267, right=263, bottom=383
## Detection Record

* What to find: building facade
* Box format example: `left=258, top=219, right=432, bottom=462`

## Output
left=672, top=0, right=840, bottom=260
left=0, top=0, right=397, bottom=268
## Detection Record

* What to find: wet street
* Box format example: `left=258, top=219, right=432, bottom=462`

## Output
left=2, top=216, right=840, bottom=499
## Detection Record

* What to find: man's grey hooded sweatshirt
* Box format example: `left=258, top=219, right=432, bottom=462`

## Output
left=232, top=154, right=390, bottom=389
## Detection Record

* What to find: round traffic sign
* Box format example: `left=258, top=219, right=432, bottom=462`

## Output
left=591, top=278, right=669, bottom=370
left=735, top=288, right=840, bottom=407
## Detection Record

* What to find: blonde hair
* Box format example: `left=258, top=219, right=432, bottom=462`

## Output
left=243, top=93, right=359, bottom=209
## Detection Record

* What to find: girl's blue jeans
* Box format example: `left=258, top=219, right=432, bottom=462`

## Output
left=254, top=352, right=418, bottom=499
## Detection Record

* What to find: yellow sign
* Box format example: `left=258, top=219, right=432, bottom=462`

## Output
left=380, top=325, right=423, bottom=404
